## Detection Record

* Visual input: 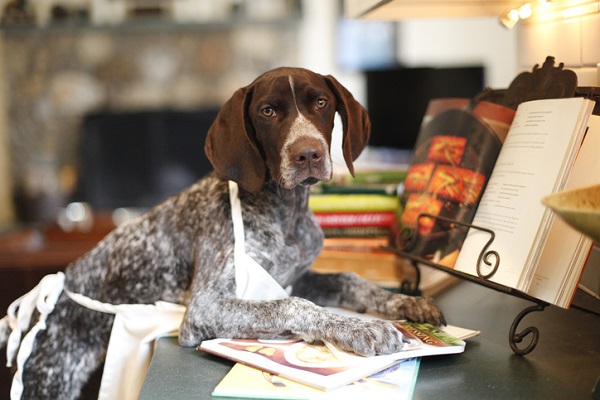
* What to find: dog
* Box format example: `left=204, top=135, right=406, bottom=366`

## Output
left=1, top=67, right=444, bottom=399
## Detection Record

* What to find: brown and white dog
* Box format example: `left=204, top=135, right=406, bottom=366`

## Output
left=1, top=67, right=444, bottom=399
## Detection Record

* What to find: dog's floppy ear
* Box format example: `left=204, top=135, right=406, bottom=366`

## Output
left=205, top=86, right=266, bottom=193
left=323, top=75, right=371, bottom=176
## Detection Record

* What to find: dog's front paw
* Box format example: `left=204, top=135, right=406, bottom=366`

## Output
left=324, top=318, right=405, bottom=357
left=380, top=294, right=446, bottom=326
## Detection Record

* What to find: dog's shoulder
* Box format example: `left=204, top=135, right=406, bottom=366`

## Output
left=65, top=173, right=229, bottom=300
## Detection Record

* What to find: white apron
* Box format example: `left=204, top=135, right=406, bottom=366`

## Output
left=228, top=180, right=291, bottom=300
left=4, top=180, right=289, bottom=400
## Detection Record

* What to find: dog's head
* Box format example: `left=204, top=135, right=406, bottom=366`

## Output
left=205, top=67, right=370, bottom=193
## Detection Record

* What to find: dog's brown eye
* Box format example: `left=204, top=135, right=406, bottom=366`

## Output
left=261, top=107, right=276, bottom=117
left=315, top=98, right=327, bottom=109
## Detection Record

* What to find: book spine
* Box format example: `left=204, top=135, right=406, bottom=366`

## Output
left=323, top=237, right=390, bottom=252
left=322, top=226, right=391, bottom=238
left=314, top=211, right=397, bottom=228
left=333, top=170, right=408, bottom=185
left=313, top=184, right=400, bottom=195
left=309, top=194, right=400, bottom=213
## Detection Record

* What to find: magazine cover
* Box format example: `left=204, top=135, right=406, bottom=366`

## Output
left=199, top=321, right=465, bottom=391
left=397, top=98, right=516, bottom=267
left=211, top=358, right=420, bottom=400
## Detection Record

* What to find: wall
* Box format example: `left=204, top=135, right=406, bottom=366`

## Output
left=517, top=12, right=600, bottom=85
left=393, top=12, right=600, bottom=93
left=396, top=17, right=519, bottom=89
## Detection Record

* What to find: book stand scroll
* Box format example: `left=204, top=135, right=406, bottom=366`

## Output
left=390, top=213, right=550, bottom=356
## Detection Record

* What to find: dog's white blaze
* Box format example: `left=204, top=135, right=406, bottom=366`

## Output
left=289, top=75, right=300, bottom=114
left=279, top=76, right=332, bottom=188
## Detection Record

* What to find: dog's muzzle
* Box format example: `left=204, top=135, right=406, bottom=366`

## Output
left=287, top=137, right=331, bottom=186
left=279, top=112, right=333, bottom=189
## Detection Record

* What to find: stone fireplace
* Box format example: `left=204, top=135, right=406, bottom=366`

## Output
left=1, top=13, right=299, bottom=221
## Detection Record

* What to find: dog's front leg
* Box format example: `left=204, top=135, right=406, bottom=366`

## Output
left=292, top=271, right=446, bottom=326
left=179, top=294, right=406, bottom=357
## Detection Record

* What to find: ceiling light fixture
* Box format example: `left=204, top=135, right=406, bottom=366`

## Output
left=499, top=0, right=600, bottom=29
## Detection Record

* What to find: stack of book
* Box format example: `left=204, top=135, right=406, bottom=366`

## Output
left=308, top=169, right=408, bottom=289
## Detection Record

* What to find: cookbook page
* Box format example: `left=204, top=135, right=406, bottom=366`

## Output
left=453, top=98, right=593, bottom=288
left=526, top=115, right=600, bottom=306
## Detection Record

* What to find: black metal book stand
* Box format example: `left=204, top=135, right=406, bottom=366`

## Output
left=391, top=213, right=549, bottom=356
left=389, top=56, right=600, bottom=355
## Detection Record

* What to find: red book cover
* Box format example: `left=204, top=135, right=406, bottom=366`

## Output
left=314, top=211, right=397, bottom=228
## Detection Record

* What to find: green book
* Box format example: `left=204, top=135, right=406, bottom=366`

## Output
left=309, top=194, right=400, bottom=213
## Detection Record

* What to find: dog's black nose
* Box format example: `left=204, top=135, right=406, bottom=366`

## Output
left=294, top=148, right=322, bottom=167
left=289, top=138, right=325, bottom=169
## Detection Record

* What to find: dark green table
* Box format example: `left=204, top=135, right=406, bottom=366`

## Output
left=139, top=281, right=600, bottom=400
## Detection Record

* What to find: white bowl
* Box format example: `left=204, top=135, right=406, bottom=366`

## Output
left=542, top=184, right=600, bottom=244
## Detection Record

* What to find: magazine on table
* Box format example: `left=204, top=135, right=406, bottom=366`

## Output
left=211, top=358, right=421, bottom=400
left=200, top=319, right=472, bottom=392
